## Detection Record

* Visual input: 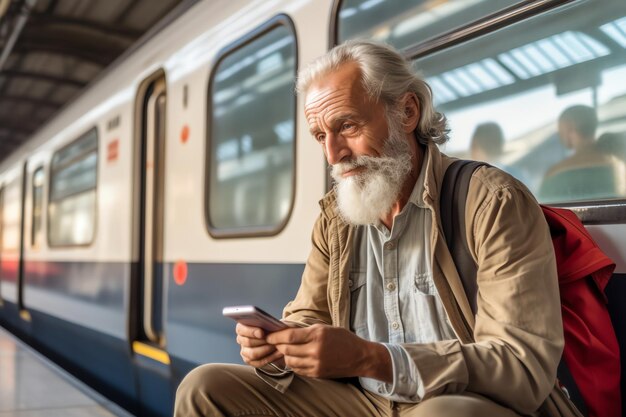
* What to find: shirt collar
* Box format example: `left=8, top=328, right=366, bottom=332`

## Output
left=408, top=146, right=429, bottom=209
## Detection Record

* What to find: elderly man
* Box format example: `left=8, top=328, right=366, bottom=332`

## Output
left=175, top=41, right=565, bottom=417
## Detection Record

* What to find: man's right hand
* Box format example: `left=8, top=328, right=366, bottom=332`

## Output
left=235, top=323, right=285, bottom=368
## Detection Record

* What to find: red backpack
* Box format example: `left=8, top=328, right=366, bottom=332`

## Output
left=441, top=160, right=621, bottom=417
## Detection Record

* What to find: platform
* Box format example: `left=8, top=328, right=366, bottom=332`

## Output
left=0, top=326, right=133, bottom=417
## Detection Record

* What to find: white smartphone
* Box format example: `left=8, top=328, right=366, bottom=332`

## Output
left=222, top=305, right=288, bottom=332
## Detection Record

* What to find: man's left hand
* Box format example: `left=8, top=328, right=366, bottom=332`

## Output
left=265, top=324, right=392, bottom=382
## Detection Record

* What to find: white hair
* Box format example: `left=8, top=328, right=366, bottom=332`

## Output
left=297, top=40, right=449, bottom=145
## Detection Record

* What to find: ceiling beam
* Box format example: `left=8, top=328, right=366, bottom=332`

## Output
left=44, top=0, right=59, bottom=14
left=13, top=23, right=130, bottom=67
left=14, top=43, right=113, bottom=66
left=29, top=12, right=142, bottom=40
left=114, top=0, right=141, bottom=24
left=0, top=123, right=35, bottom=138
left=0, top=132, right=27, bottom=147
left=0, top=94, right=62, bottom=109
left=0, top=69, right=86, bottom=88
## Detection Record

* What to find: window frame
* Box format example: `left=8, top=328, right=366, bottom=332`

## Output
left=47, top=127, right=99, bottom=248
left=330, top=0, right=575, bottom=53
left=0, top=183, right=3, bottom=305
left=31, top=165, right=45, bottom=248
left=204, top=14, right=298, bottom=239
left=0, top=184, right=4, bottom=254
left=330, top=0, right=626, bottom=224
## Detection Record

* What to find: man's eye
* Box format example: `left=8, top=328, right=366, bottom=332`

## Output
left=315, top=134, right=326, bottom=143
left=341, top=123, right=355, bottom=131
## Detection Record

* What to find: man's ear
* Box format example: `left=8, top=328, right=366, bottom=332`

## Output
left=401, top=92, right=420, bottom=133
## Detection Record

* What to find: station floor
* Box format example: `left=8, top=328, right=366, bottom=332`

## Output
left=0, top=326, right=133, bottom=417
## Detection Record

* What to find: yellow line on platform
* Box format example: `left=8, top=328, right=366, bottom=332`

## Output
left=132, top=341, right=171, bottom=365
left=19, top=310, right=31, bottom=322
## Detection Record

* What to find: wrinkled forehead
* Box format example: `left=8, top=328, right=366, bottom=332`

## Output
left=303, top=63, right=373, bottom=120
left=304, top=63, right=365, bottom=103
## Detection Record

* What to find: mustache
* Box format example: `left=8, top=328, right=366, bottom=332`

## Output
left=331, top=155, right=383, bottom=177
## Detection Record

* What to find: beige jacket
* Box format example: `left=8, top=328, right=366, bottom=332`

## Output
left=283, top=142, right=566, bottom=415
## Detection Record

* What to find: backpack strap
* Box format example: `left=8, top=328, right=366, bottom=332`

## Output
left=440, top=160, right=488, bottom=315
left=441, top=161, right=589, bottom=416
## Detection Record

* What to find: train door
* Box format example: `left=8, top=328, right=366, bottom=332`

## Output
left=0, top=166, right=27, bottom=327
left=0, top=185, right=3, bottom=306
left=17, top=163, right=27, bottom=320
left=131, top=71, right=172, bottom=416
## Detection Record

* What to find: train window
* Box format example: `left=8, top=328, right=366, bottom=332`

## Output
left=414, top=1, right=626, bottom=204
left=48, top=128, right=98, bottom=246
left=335, top=0, right=520, bottom=50
left=206, top=19, right=296, bottom=236
left=31, top=167, right=44, bottom=247
left=0, top=178, right=21, bottom=253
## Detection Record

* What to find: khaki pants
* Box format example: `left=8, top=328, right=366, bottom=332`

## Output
left=174, top=364, right=521, bottom=417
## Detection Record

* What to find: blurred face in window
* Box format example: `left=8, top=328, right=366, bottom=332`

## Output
left=303, top=62, right=416, bottom=225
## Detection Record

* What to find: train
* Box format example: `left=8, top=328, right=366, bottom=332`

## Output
left=1, top=0, right=625, bottom=415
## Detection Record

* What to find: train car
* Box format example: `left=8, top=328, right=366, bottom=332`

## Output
left=0, top=0, right=625, bottom=416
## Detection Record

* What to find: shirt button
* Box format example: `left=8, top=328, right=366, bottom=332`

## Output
left=384, top=241, right=396, bottom=250
left=392, top=321, right=399, bottom=330
left=400, top=376, right=408, bottom=383
left=386, top=282, right=396, bottom=291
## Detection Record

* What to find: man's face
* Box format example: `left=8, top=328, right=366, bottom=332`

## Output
left=303, top=62, right=414, bottom=225
left=304, top=62, right=390, bottom=173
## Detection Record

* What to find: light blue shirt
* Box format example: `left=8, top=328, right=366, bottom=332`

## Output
left=349, top=158, right=456, bottom=402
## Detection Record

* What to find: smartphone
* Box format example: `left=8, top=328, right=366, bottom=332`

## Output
left=222, top=305, right=288, bottom=332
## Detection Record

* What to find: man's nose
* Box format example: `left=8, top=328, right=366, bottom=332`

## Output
left=324, top=133, right=351, bottom=165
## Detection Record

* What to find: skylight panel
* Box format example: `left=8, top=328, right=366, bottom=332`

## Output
left=524, top=44, right=555, bottom=73
left=536, top=39, right=570, bottom=68
left=427, top=58, right=514, bottom=105
left=498, top=31, right=609, bottom=79
left=451, top=68, right=483, bottom=95
left=511, top=49, right=543, bottom=77
left=554, top=32, right=594, bottom=62
left=442, top=73, right=472, bottom=97
left=600, top=17, right=626, bottom=48
left=482, top=59, right=515, bottom=85
left=426, top=76, right=458, bottom=104
left=465, top=62, right=499, bottom=90
left=498, top=53, right=531, bottom=79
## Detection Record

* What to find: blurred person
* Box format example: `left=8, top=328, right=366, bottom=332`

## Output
left=470, top=122, right=504, bottom=162
left=597, top=131, right=626, bottom=163
left=540, top=106, right=626, bottom=201
left=546, top=105, right=612, bottom=176
left=470, top=122, right=526, bottom=182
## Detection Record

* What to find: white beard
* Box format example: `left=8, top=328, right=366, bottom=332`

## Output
left=331, top=128, right=413, bottom=226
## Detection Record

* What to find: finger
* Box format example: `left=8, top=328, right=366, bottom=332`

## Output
left=236, top=323, right=265, bottom=339
left=283, top=355, right=315, bottom=374
left=241, top=344, right=277, bottom=362
left=245, top=350, right=284, bottom=368
left=264, top=350, right=285, bottom=365
left=266, top=327, right=311, bottom=345
left=273, top=342, right=313, bottom=358
left=237, top=335, right=270, bottom=348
